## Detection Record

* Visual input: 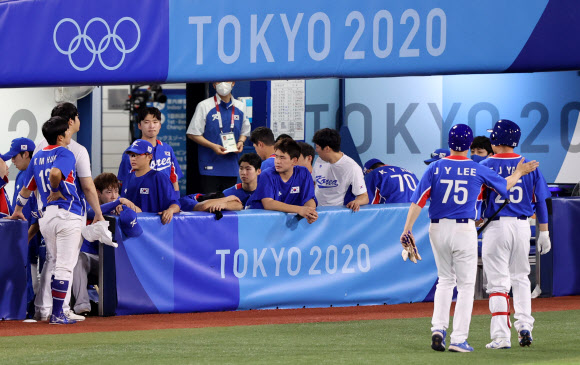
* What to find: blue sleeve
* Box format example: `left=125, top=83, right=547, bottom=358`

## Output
left=301, top=169, right=316, bottom=206
left=222, top=185, right=236, bottom=197
left=480, top=164, right=509, bottom=199
left=178, top=195, right=198, bottom=211
left=535, top=198, right=548, bottom=224
left=53, top=150, right=75, bottom=180
left=157, top=174, right=181, bottom=209
left=170, top=147, right=184, bottom=180
left=117, top=153, right=131, bottom=184
left=411, top=164, right=433, bottom=206
left=100, top=198, right=121, bottom=216
left=252, top=172, right=276, bottom=202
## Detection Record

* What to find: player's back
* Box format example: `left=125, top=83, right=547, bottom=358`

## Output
left=27, top=146, right=83, bottom=215
left=481, top=153, right=549, bottom=218
left=414, top=156, right=507, bottom=220
left=367, top=165, right=418, bottom=204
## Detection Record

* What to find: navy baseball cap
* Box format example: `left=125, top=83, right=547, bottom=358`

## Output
left=119, top=207, right=143, bottom=238
left=2, top=137, right=35, bottom=160
left=424, top=148, right=451, bottom=165
left=125, top=139, right=153, bottom=155
left=363, top=158, right=384, bottom=174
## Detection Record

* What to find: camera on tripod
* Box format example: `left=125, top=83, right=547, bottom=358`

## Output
left=125, top=84, right=167, bottom=141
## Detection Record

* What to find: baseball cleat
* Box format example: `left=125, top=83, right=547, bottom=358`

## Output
left=431, top=330, right=446, bottom=352
left=33, top=312, right=49, bottom=322
left=65, top=310, right=86, bottom=321
left=518, top=330, right=533, bottom=347
left=448, top=341, right=474, bottom=353
left=486, top=338, right=511, bottom=349
left=49, top=313, right=77, bottom=325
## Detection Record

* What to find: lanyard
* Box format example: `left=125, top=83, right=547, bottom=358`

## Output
left=214, top=95, right=235, bottom=133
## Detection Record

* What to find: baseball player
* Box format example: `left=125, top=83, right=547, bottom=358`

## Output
left=222, top=153, right=261, bottom=206
left=10, top=116, right=104, bottom=324
left=118, top=107, right=183, bottom=191
left=363, top=158, right=418, bottom=204
left=250, top=127, right=276, bottom=172
left=424, top=148, right=451, bottom=165
left=247, top=139, right=318, bottom=223
left=119, top=139, right=180, bottom=224
left=470, top=136, right=494, bottom=163
left=400, top=124, right=538, bottom=352
left=480, top=119, right=551, bottom=349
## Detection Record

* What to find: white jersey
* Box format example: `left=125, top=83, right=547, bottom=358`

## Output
left=312, top=153, right=366, bottom=206
left=34, top=138, right=91, bottom=178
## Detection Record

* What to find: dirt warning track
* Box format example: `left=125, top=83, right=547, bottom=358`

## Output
left=1, top=296, right=579, bottom=337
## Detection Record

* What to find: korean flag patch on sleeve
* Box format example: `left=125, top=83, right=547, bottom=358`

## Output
left=290, top=186, right=300, bottom=194
left=140, top=188, right=149, bottom=195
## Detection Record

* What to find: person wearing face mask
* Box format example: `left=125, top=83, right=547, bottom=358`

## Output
left=187, top=82, right=251, bottom=193
left=470, top=136, right=494, bottom=163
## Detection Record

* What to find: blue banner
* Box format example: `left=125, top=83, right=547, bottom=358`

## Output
left=0, top=220, right=28, bottom=320
left=3, top=0, right=580, bottom=86
left=113, top=206, right=437, bottom=315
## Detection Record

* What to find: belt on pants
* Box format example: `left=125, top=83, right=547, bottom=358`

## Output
left=431, top=218, right=470, bottom=224
left=490, top=215, right=528, bottom=221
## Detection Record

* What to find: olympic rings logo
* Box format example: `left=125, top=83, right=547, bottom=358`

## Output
left=53, top=17, right=140, bottom=71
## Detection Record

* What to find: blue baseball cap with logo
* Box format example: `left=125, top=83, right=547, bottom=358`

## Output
left=125, top=139, right=153, bottom=155
left=363, top=158, right=384, bottom=174
left=119, top=207, right=143, bottom=238
left=424, top=148, right=451, bottom=165
left=2, top=137, right=35, bottom=161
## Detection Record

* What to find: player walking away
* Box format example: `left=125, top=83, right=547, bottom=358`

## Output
left=363, top=158, right=418, bottom=204
left=222, top=153, right=261, bottom=207
left=297, top=142, right=315, bottom=174
left=470, top=136, right=494, bottom=163
left=118, top=107, right=183, bottom=191
left=424, top=148, right=451, bottom=165
left=119, top=139, right=181, bottom=224
left=247, top=139, right=318, bottom=224
left=312, top=128, right=368, bottom=212
left=480, top=119, right=551, bottom=350
left=400, top=124, right=538, bottom=352
left=10, top=116, right=104, bottom=324
left=250, top=127, right=277, bottom=172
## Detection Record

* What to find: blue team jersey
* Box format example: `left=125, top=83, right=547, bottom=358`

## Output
left=118, top=139, right=183, bottom=186
left=480, top=153, right=551, bottom=219
left=179, top=193, right=204, bottom=211
left=260, top=155, right=275, bottom=172
left=223, top=183, right=254, bottom=206
left=366, top=165, right=419, bottom=204
left=12, top=169, right=34, bottom=220
left=24, top=146, right=84, bottom=216
left=120, top=169, right=180, bottom=213
left=247, top=166, right=316, bottom=209
left=411, top=156, right=509, bottom=220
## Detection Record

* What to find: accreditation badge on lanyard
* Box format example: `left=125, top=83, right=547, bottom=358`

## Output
left=215, top=95, right=238, bottom=153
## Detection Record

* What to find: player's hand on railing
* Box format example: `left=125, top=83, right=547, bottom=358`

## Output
left=346, top=200, right=361, bottom=212
left=159, top=209, right=174, bottom=225
left=298, top=206, right=318, bottom=224
left=6, top=211, right=26, bottom=221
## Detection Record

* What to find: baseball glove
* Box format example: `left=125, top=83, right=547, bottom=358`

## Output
left=401, top=231, right=422, bottom=263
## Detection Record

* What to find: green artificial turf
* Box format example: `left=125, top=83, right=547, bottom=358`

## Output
left=1, top=310, right=579, bottom=364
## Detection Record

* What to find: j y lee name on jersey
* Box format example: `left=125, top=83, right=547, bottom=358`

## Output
left=434, top=166, right=476, bottom=176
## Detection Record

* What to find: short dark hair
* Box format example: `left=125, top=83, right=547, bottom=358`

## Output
left=18, top=151, right=31, bottom=160
left=51, top=102, right=78, bottom=122
left=274, top=138, right=301, bottom=160
left=250, top=127, right=275, bottom=146
left=369, top=162, right=384, bottom=171
left=275, top=134, right=293, bottom=143
left=471, top=136, right=493, bottom=155
left=138, top=107, right=162, bottom=123
left=94, top=173, right=120, bottom=192
left=312, top=128, right=341, bottom=152
left=238, top=153, right=262, bottom=171
left=197, top=191, right=225, bottom=202
left=42, top=116, right=69, bottom=145
left=297, top=142, right=315, bottom=165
